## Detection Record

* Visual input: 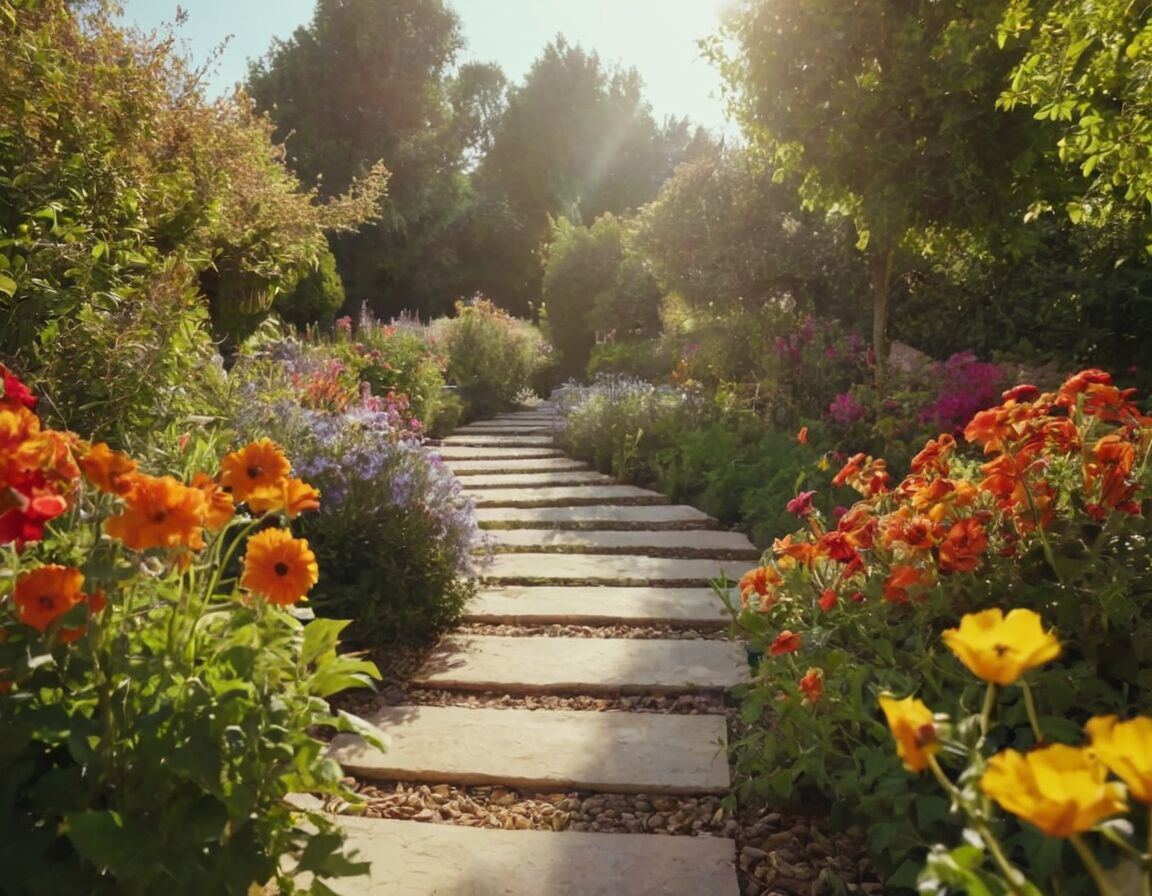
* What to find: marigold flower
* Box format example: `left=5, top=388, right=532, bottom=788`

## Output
left=219, top=438, right=292, bottom=503
left=12, top=565, right=84, bottom=631
left=80, top=442, right=138, bottom=495
left=942, top=608, right=1060, bottom=686
left=105, top=474, right=207, bottom=551
left=246, top=476, right=321, bottom=518
left=878, top=694, right=938, bottom=772
left=799, top=667, right=824, bottom=702
left=770, top=630, right=801, bottom=656
left=981, top=745, right=1127, bottom=837
left=241, top=527, right=319, bottom=606
left=190, top=472, right=235, bottom=530
left=1086, top=715, right=1152, bottom=804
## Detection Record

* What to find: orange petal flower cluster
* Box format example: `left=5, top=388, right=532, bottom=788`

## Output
left=240, top=528, right=319, bottom=606
left=12, top=565, right=102, bottom=638
left=219, top=439, right=319, bottom=518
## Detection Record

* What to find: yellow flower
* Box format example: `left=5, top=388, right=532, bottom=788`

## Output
left=981, top=745, right=1127, bottom=837
left=878, top=694, right=939, bottom=772
left=941, top=608, right=1060, bottom=685
left=1086, top=715, right=1152, bottom=804
left=240, top=527, right=318, bottom=606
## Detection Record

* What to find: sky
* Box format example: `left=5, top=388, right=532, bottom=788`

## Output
left=116, top=0, right=737, bottom=135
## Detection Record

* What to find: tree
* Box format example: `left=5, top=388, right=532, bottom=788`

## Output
left=247, top=0, right=472, bottom=318
left=634, top=146, right=867, bottom=325
left=473, top=37, right=711, bottom=313
left=712, top=0, right=1056, bottom=385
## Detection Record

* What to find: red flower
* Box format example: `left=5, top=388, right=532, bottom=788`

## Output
left=770, top=630, right=801, bottom=656
left=797, top=426, right=809, bottom=445
left=937, top=518, right=988, bottom=573
left=1, top=365, right=37, bottom=410
left=818, top=589, right=837, bottom=612
left=786, top=490, right=816, bottom=516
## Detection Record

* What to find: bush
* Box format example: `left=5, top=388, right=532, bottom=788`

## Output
left=586, top=338, right=674, bottom=381
left=725, top=369, right=1152, bottom=889
left=433, top=297, right=552, bottom=419
left=230, top=361, right=481, bottom=645
left=0, top=366, right=380, bottom=895
left=554, top=375, right=712, bottom=483
left=276, top=242, right=346, bottom=330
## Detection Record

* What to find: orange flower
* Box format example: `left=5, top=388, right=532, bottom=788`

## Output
left=773, top=534, right=817, bottom=569
left=79, top=442, right=138, bottom=495
left=799, top=667, right=824, bottom=702
left=191, top=472, right=235, bottom=531
left=240, top=527, right=318, bottom=606
left=818, top=588, right=837, bottom=611
left=909, top=434, right=956, bottom=476
left=739, top=565, right=781, bottom=610
left=58, top=590, right=106, bottom=644
left=937, top=518, right=988, bottom=573
left=770, top=630, right=801, bottom=656
left=12, top=565, right=84, bottom=631
left=246, top=476, right=321, bottom=517
left=105, top=474, right=207, bottom=551
left=882, top=564, right=934, bottom=605
left=796, top=426, right=809, bottom=445
left=219, top=439, right=291, bottom=504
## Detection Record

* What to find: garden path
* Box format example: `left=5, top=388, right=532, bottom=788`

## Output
left=327, top=406, right=751, bottom=895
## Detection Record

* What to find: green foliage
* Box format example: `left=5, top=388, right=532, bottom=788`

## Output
left=247, top=0, right=471, bottom=319
left=998, top=0, right=1152, bottom=229
left=633, top=147, right=868, bottom=327
left=0, top=0, right=384, bottom=443
left=433, top=297, right=552, bottom=419
left=277, top=241, right=346, bottom=330
left=541, top=215, right=660, bottom=378
left=586, top=338, right=674, bottom=382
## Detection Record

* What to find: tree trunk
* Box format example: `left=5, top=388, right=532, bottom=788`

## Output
left=870, top=244, right=894, bottom=396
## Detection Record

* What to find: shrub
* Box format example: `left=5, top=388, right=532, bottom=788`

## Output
left=276, top=242, right=346, bottom=330
left=554, top=375, right=712, bottom=483
left=586, top=338, right=674, bottom=381
left=726, top=369, right=1152, bottom=889
left=433, top=297, right=552, bottom=419
left=0, top=366, right=380, bottom=895
left=230, top=363, right=481, bottom=645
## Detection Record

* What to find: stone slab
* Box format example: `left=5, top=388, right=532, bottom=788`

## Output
left=453, top=422, right=560, bottom=433
left=439, top=435, right=556, bottom=447
left=460, top=471, right=614, bottom=490
left=431, top=446, right=566, bottom=460
left=327, top=816, right=739, bottom=896
left=446, top=457, right=590, bottom=475
left=465, top=586, right=731, bottom=627
left=478, top=553, right=741, bottom=586
left=475, top=504, right=716, bottom=530
left=330, top=705, right=730, bottom=794
left=472, top=485, right=668, bottom=508
left=485, top=528, right=759, bottom=558
left=415, top=635, right=747, bottom=694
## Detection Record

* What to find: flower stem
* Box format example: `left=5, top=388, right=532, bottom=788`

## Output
left=1070, top=834, right=1118, bottom=896
left=1020, top=680, right=1045, bottom=744
left=980, top=682, right=999, bottom=740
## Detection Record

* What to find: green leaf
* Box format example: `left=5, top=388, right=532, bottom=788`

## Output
left=0, top=272, right=15, bottom=297
left=65, top=810, right=135, bottom=872
left=301, top=618, right=350, bottom=668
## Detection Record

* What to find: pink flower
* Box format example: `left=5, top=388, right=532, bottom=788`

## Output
left=786, top=490, right=817, bottom=516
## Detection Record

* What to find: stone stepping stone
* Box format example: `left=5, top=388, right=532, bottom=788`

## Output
left=471, top=485, right=668, bottom=508
left=465, top=585, right=731, bottom=627
left=475, top=504, right=717, bottom=530
left=479, top=553, right=741, bottom=586
left=326, top=815, right=739, bottom=896
left=454, top=422, right=560, bottom=433
left=460, top=471, right=614, bottom=490
left=446, top=457, right=590, bottom=475
left=439, top=434, right=556, bottom=447
left=432, top=446, right=566, bottom=460
left=484, top=528, right=759, bottom=559
left=414, top=635, right=747, bottom=695
left=330, top=705, right=730, bottom=794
